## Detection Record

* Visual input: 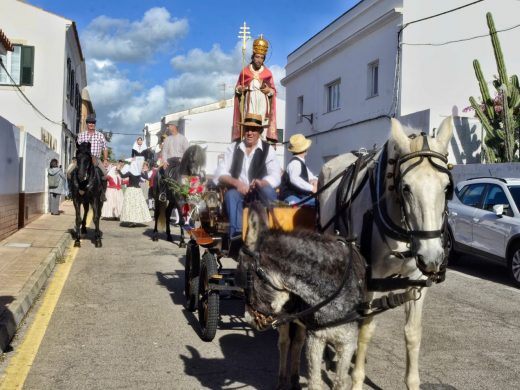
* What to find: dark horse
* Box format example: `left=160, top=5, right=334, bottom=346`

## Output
left=151, top=145, right=206, bottom=247
left=70, top=142, right=104, bottom=247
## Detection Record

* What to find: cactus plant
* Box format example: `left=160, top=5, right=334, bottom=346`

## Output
left=469, top=12, right=520, bottom=162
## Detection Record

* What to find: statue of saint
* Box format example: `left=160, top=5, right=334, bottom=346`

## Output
left=232, top=35, right=278, bottom=143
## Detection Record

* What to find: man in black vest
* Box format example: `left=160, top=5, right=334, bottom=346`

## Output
left=214, top=113, right=281, bottom=237
left=279, top=133, right=317, bottom=206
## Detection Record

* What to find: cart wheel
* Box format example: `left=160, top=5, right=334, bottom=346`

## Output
left=185, top=240, right=200, bottom=312
left=198, top=252, right=219, bottom=341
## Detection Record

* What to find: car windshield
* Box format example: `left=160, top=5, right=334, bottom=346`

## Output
left=507, top=186, right=520, bottom=210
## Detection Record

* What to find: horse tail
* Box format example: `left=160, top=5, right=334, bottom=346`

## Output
left=157, top=201, right=167, bottom=230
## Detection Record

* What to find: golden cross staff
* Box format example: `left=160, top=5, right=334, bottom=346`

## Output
left=238, top=21, right=250, bottom=139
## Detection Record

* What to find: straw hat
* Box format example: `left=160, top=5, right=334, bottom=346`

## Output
left=288, top=134, right=312, bottom=154
left=240, top=113, right=267, bottom=128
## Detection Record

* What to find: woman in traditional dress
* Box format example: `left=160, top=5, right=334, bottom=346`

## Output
left=131, top=136, right=148, bottom=158
left=119, top=157, right=152, bottom=226
left=48, top=158, right=67, bottom=215
left=101, top=161, right=124, bottom=219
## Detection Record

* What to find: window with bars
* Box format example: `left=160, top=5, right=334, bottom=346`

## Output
left=326, top=79, right=340, bottom=112
left=0, top=45, right=34, bottom=86
left=66, top=58, right=71, bottom=99
left=296, top=95, right=304, bottom=123
left=367, top=60, right=379, bottom=98
left=69, top=70, right=75, bottom=106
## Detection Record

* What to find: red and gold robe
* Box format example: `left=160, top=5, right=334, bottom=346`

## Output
left=232, top=64, right=277, bottom=143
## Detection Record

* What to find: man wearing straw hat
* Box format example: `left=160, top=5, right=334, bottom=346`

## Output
left=232, top=35, right=278, bottom=144
left=279, top=133, right=318, bottom=206
left=214, top=114, right=282, bottom=237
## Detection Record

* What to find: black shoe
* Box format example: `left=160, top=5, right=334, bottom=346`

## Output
left=101, top=193, right=107, bottom=202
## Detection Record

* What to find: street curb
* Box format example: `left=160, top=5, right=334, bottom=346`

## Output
left=0, top=230, right=72, bottom=353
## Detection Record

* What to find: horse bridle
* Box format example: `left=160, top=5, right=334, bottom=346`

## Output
left=238, top=236, right=372, bottom=330
left=237, top=245, right=286, bottom=328
left=74, top=152, right=96, bottom=193
left=386, top=134, right=454, bottom=281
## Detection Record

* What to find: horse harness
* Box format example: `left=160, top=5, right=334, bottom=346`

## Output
left=73, top=153, right=100, bottom=197
left=369, top=134, right=454, bottom=283
left=239, top=239, right=422, bottom=330
left=238, top=133, right=454, bottom=330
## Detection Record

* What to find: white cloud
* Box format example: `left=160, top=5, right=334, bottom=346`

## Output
left=82, top=11, right=285, bottom=159
left=86, top=59, right=168, bottom=158
left=170, top=43, right=242, bottom=73
left=166, top=42, right=285, bottom=109
left=83, top=7, right=188, bottom=62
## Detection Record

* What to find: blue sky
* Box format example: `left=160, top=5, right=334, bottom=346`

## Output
left=30, top=0, right=359, bottom=158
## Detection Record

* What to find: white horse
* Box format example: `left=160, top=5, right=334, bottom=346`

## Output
left=319, top=117, right=454, bottom=389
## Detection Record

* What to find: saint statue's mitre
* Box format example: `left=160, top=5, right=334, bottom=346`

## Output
left=253, top=35, right=269, bottom=56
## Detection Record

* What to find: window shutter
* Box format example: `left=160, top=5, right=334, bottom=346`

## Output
left=20, top=46, right=34, bottom=86
left=70, top=70, right=75, bottom=106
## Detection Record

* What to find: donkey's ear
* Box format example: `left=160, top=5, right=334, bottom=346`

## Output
left=435, top=116, right=453, bottom=151
left=390, top=118, right=411, bottom=154
left=245, top=205, right=266, bottom=248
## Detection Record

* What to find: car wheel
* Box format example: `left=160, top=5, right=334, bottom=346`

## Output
left=446, top=229, right=458, bottom=265
left=507, top=243, right=520, bottom=288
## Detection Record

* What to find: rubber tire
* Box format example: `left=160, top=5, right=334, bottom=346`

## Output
left=198, top=252, right=219, bottom=342
left=184, top=240, right=200, bottom=312
left=446, top=228, right=459, bottom=265
left=507, top=243, right=520, bottom=288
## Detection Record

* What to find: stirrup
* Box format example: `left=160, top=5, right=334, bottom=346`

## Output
left=158, top=192, right=167, bottom=202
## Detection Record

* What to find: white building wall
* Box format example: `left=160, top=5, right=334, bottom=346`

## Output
left=284, top=0, right=520, bottom=169
left=283, top=0, right=402, bottom=171
left=400, top=0, right=520, bottom=163
left=0, top=0, right=86, bottom=167
left=146, top=99, right=285, bottom=177
left=0, top=116, right=20, bottom=196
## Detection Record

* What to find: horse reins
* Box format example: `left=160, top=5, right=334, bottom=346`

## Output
left=239, top=134, right=453, bottom=329
left=239, top=239, right=367, bottom=329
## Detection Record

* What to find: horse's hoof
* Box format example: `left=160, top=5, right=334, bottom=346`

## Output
left=95, top=241, right=102, bottom=248
left=152, top=236, right=158, bottom=242
left=74, top=241, right=81, bottom=247
left=179, top=242, right=186, bottom=248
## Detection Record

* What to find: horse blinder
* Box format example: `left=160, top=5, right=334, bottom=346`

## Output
left=392, top=139, right=454, bottom=281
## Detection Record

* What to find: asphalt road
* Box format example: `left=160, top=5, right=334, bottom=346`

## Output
left=2, top=219, right=520, bottom=389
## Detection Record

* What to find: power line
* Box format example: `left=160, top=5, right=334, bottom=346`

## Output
left=389, top=0, right=488, bottom=117
left=402, top=0, right=484, bottom=30
left=402, top=22, right=520, bottom=47
left=110, top=132, right=145, bottom=136
left=0, top=58, right=62, bottom=125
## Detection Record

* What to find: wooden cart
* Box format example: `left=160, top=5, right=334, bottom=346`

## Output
left=183, top=189, right=315, bottom=341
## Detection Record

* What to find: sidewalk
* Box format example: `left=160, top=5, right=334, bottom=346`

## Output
left=0, top=200, right=75, bottom=352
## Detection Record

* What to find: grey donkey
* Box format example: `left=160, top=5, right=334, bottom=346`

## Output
left=236, top=202, right=367, bottom=389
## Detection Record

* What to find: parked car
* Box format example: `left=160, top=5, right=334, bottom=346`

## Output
left=447, top=177, right=520, bottom=287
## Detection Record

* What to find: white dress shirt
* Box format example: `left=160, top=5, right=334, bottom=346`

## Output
left=214, top=139, right=282, bottom=188
left=286, top=156, right=317, bottom=192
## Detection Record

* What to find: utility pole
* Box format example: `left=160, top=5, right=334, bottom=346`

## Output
left=218, top=83, right=227, bottom=101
